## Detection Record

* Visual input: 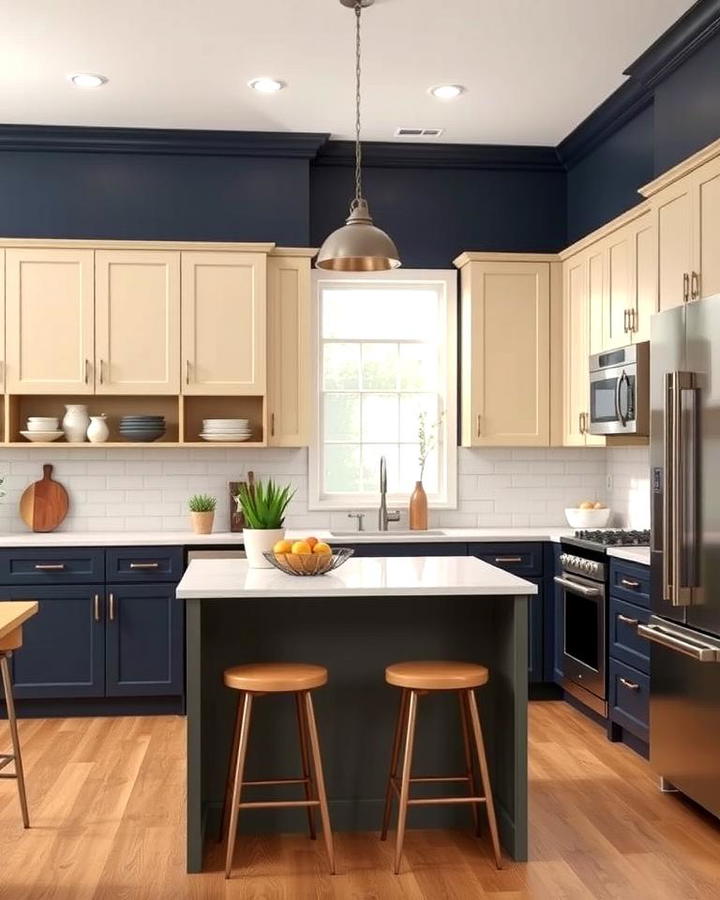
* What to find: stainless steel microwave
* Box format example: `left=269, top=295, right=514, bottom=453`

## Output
left=588, top=342, right=649, bottom=435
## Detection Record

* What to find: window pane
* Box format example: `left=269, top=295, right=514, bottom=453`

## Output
left=322, top=288, right=440, bottom=340
left=325, top=445, right=361, bottom=493
left=399, top=344, right=437, bottom=390
left=324, top=343, right=360, bottom=389
left=400, top=444, right=439, bottom=493
left=362, top=444, right=399, bottom=493
left=324, top=393, right=360, bottom=442
left=361, top=343, right=398, bottom=390
left=399, top=393, right=440, bottom=442
left=362, top=394, right=399, bottom=442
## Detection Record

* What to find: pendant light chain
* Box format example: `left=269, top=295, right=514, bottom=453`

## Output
left=353, top=0, right=363, bottom=208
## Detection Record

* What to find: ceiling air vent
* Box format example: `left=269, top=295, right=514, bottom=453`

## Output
left=394, top=127, right=444, bottom=138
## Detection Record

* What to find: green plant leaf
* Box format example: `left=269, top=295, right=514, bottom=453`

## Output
left=234, top=478, right=295, bottom=529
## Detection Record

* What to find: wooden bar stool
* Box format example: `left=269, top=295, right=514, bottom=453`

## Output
left=219, top=662, right=335, bottom=879
left=381, top=660, right=502, bottom=874
left=0, top=627, right=30, bottom=828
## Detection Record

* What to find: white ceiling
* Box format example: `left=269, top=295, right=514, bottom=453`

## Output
left=0, top=0, right=695, bottom=145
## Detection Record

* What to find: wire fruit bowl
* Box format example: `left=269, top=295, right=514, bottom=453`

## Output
left=263, top=547, right=354, bottom=576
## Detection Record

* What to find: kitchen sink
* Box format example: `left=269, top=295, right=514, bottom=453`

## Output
left=329, top=529, right=447, bottom=537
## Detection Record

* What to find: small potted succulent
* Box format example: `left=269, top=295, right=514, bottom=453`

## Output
left=188, top=494, right=217, bottom=535
left=234, top=478, right=295, bottom=568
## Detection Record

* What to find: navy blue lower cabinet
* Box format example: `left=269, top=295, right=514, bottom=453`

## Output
left=608, top=658, right=649, bottom=743
left=105, top=583, right=184, bottom=697
left=2, top=585, right=105, bottom=699
left=552, top=544, right=564, bottom=686
left=527, top=578, right=544, bottom=683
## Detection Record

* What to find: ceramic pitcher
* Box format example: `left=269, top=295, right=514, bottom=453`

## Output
left=62, top=404, right=90, bottom=443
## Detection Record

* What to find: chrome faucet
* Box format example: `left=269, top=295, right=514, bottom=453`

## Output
left=378, top=456, right=401, bottom=531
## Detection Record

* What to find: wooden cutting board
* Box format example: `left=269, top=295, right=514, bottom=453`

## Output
left=19, top=464, right=69, bottom=533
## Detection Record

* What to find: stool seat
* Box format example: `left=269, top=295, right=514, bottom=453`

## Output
left=385, top=660, right=489, bottom=691
left=223, top=662, right=328, bottom=694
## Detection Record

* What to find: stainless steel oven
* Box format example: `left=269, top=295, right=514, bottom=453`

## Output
left=555, top=552, right=607, bottom=716
left=589, top=341, right=649, bottom=436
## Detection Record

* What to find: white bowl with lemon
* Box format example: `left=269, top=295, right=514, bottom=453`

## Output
left=266, top=537, right=354, bottom=576
left=564, top=501, right=611, bottom=529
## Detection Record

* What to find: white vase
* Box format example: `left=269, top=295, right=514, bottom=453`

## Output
left=62, top=404, right=90, bottom=443
left=86, top=414, right=109, bottom=443
left=243, top=528, right=285, bottom=568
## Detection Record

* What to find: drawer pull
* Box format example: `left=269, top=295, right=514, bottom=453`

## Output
left=34, top=563, right=66, bottom=571
left=494, top=556, right=522, bottom=564
left=617, top=614, right=639, bottom=626
left=129, top=562, right=160, bottom=570
left=620, top=578, right=641, bottom=589
left=619, top=677, right=640, bottom=692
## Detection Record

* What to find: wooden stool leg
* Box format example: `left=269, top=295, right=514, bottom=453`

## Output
left=295, top=692, right=316, bottom=840
left=303, top=691, right=335, bottom=874
left=0, top=653, right=29, bottom=829
left=459, top=690, right=481, bottom=837
left=224, top=692, right=253, bottom=879
left=393, top=689, right=418, bottom=875
left=466, top=689, right=502, bottom=869
left=381, top=688, right=408, bottom=841
left=218, top=693, right=244, bottom=842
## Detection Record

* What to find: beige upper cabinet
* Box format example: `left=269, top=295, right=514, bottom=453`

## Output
left=0, top=250, right=4, bottom=394
left=458, top=257, right=551, bottom=447
left=95, top=250, right=180, bottom=394
left=587, top=246, right=605, bottom=354
left=603, top=235, right=631, bottom=349
left=563, top=253, right=590, bottom=446
left=266, top=253, right=311, bottom=447
left=181, top=251, right=267, bottom=395
left=694, top=154, right=720, bottom=299
left=5, top=248, right=94, bottom=394
left=629, top=214, right=656, bottom=342
left=655, top=182, right=693, bottom=311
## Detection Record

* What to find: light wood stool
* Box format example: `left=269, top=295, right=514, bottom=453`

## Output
left=381, top=660, right=502, bottom=874
left=0, top=628, right=29, bottom=828
left=219, top=662, right=335, bottom=879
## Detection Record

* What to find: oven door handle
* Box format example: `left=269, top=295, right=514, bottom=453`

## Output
left=615, top=370, right=629, bottom=427
left=553, top=575, right=602, bottom=598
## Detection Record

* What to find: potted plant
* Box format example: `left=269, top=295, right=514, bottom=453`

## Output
left=188, top=494, right=217, bottom=535
left=410, top=411, right=443, bottom=531
left=234, top=479, right=295, bottom=568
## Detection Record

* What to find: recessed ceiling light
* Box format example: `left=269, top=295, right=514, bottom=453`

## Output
left=248, top=77, right=286, bottom=93
left=429, top=84, right=465, bottom=100
left=69, top=72, right=108, bottom=88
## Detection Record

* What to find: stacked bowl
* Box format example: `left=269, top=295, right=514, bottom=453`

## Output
left=119, top=415, right=166, bottom=442
left=21, top=416, right=63, bottom=442
left=200, top=418, right=252, bottom=442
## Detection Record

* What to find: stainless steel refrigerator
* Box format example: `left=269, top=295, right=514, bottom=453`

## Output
left=646, top=293, right=720, bottom=816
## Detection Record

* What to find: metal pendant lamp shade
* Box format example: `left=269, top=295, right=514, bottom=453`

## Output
left=316, top=0, right=401, bottom=272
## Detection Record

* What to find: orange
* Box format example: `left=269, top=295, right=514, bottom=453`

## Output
left=312, top=542, right=332, bottom=556
left=291, top=540, right=312, bottom=555
left=273, top=539, right=293, bottom=554
left=305, top=536, right=319, bottom=550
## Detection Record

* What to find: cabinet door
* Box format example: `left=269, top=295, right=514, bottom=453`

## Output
left=5, top=248, right=94, bottom=394
left=181, top=251, right=266, bottom=395
left=95, top=250, right=180, bottom=394
left=463, top=261, right=550, bottom=446
left=630, top=216, right=656, bottom=343
left=105, top=583, right=184, bottom=696
left=656, top=183, right=693, bottom=311
left=2, top=586, right=105, bottom=699
left=604, top=235, right=631, bottom=349
left=694, top=154, right=720, bottom=300
left=587, top=246, right=605, bottom=355
left=563, top=255, right=589, bottom=446
left=267, top=255, right=310, bottom=446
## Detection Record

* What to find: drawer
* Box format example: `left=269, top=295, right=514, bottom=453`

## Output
left=0, top=548, right=104, bottom=585
left=468, top=543, right=542, bottom=578
left=610, top=560, right=650, bottom=607
left=610, top=596, right=650, bottom=674
left=609, top=659, right=649, bottom=743
left=106, top=547, right=184, bottom=583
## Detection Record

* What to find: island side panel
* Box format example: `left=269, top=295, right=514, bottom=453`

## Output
left=186, top=598, right=203, bottom=874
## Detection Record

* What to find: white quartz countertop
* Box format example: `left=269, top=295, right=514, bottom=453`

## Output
left=607, top=546, right=650, bottom=566
left=176, top=556, right=539, bottom=599
left=0, top=527, right=573, bottom=548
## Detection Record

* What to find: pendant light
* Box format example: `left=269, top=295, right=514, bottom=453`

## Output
left=316, top=0, right=401, bottom=271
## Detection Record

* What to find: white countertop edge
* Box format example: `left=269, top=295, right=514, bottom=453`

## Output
left=606, top=546, right=650, bottom=566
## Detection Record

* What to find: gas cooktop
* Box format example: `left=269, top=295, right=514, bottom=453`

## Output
left=567, top=528, right=651, bottom=549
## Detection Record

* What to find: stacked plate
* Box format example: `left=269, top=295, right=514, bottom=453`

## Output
left=200, top=418, right=252, bottom=442
left=119, top=415, right=166, bottom=442
left=21, top=416, right=63, bottom=442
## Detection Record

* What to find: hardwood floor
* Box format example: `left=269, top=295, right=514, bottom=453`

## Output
left=1, top=702, right=720, bottom=898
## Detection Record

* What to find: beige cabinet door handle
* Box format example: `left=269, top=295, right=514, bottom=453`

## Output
left=186, top=360, right=191, bottom=385
left=85, top=358, right=90, bottom=384
left=623, top=309, right=629, bottom=333
left=683, top=272, right=690, bottom=302
left=99, top=359, right=105, bottom=385
left=691, top=271, right=700, bottom=300
left=476, top=413, right=481, bottom=438
left=271, top=413, right=275, bottom=437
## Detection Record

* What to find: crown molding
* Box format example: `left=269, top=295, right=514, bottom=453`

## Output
left=0, top=124, right=330, bottom=158
left=314, top=140, right=564, bottom=171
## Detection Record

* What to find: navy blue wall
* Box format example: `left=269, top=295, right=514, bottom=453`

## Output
left=0, top=151, right=310, bottom=246
left=310, top=163, right=567, bottom=268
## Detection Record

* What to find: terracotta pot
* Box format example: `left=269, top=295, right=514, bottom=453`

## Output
left=190, top=511, right=215, bottom=535
left=409, top=481, right=428, bottom=530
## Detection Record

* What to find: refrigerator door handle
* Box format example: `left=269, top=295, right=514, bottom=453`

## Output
left=638, top=621, right=720, bottom=662
left=663, top=373, right=673, bottom=601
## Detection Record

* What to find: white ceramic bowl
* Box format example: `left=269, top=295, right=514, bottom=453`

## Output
left=26, top=420, right=60, bottom=432
left=20, top=430, right=64, bottom=443
left=564, top=507, right=612, bottom=528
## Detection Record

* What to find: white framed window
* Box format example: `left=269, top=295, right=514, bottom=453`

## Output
left=309, top=269, right=457, bottom=510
